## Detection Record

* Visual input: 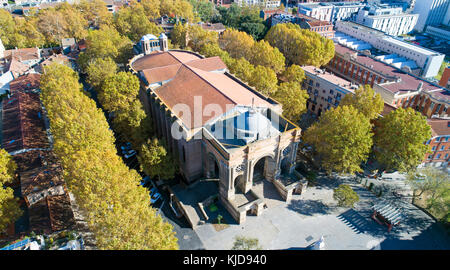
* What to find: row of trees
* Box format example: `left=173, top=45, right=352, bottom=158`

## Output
left=81, top=25, right=177, bottom=183
left=303, top=85, right=432, bottom=174
left=0, top=0, right=198, bottom=49
left=40, top=63, right=178, bottom=249
left=0, top=149, right=22, bottom=234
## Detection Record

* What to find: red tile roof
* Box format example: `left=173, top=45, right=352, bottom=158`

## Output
left=1, top=91, right=49, bottom=153
left=334, top=43, right=442, bottom=95
left=427, top=119, right=450, bottom=137
left=4, top=48, right=40, bottom=62
left=134, top=51, right=274, bottom=129
left=9, top=74, right=41, bottom=94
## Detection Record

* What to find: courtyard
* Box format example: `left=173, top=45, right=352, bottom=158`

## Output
left=190, top=175, right=450, bottom=250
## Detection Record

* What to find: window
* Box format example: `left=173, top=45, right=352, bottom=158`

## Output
left=436, top=154, right=441, bottom=159
left=445, top=154, right=449, bottom=159
left=428, top=155, right=432, bottom=160
left=330, top=89, right=334, bottom=95
left=441, top=146, right=445, bottom=151
left=432, top=146, right=436, bottom=151
left=425, top=140, right=430, bottom=145
left=436, top=137, right=441, bottom=142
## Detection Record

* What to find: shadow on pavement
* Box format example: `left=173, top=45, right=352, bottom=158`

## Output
left=288, top=199, right=333, bottom=216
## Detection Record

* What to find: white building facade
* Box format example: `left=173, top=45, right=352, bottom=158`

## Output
left=298, top=2, right=365, bottom=23
left=355, top=5, right=419, bottom=36
left=413, top=0, right=450, bottom=32
left=335, top=21, right=445, bottom=78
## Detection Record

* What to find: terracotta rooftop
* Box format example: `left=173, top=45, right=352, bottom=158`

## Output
left=5, top=58, right=30, bottom=77
left=334, top=43, right=442, bottom=95
left=381, top=103, right=397, bottom=116
left=9, top=73, right=41, bottom=94
left=1, top=91, right=49, bottom=153
left=14, top=150, right=65, bottom=206
left=132, top=50, right=201, bottom=71
left=427, top=118, right=450, bottom=137
left=3, top=48, right=40, bottom=62
left=297, top=14, right=332, bottom=27
left=28, top=193, right=75, bottom=234
left=134, top=51, right=275, bottom=129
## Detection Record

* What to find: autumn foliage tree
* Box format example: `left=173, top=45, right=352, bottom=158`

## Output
left=272, top=82, right=309, bottom=123
left=374, top=108, right=432, bottom=172
left=304, top=106, right=373, bottom=174
left=138, top=138, right=178, bottom=181
left=40, top=63, right=178, bottom=250
left=340, top=85, right=384, bottom=120
left=0, top=149, right=22, bottom=234
left=265, top=23, right=335, bottom=67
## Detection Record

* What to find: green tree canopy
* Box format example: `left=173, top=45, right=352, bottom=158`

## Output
left=374, top=108, right=432, bottom=172
left=248, top=65, right=278, bottom=96
left=304, top=105, right=373, bottom=174
left=0, top=148, right=17, bottom=186
left=248, top=40, right=285, bottom=74
left=333, top=184, right=359, bottom=208
left=138, top=138, right=177, bottom=181
left=78, top=26, right=132, bottom=71
left=75, top=0, right=113, bottom=28
left=99, top=72, right=140, bottom=113
left=272, top=82, right=308, bottom=123
left=265, top=23, right=335, bottom=67
left=86, top=57, right=118, bottom=90
left=113, top=3, right=163, bottom=43
left=340, top=85, right=384, bottom=120
left=219, top=28, right=255, bottom=59
left=280, top=64, right=305, bottom=84
left=40, top=63, right=178, bottom=250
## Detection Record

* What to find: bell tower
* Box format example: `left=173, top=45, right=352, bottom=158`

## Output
left=159, top=33, right=168, bottom=52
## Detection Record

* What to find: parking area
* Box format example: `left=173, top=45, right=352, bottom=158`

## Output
left=190, top=175, right=450, bottom=250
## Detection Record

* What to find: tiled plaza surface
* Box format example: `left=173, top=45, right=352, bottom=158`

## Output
left=192, top=175, right=450, bottom=250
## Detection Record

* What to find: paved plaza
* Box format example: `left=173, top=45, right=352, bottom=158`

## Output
left=191, top=175, right=450, bottom=250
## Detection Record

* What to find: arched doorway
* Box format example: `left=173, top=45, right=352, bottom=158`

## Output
left=253, top=156, right=276, bottom=183
left=207, top=153, right=220, bottom=179
left=280, top=157, right=291, bottom=176
left=234, top=175, right=245, bottom=193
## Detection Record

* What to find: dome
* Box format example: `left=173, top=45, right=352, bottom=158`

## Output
left=140, top=34, right=158, bottom=42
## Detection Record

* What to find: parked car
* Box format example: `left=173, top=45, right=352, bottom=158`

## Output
left=124, top=149, right=136, bottom=159
left=140, top=176, right=150, bottom=187
left=121, top=142, right=132, bottom=151
left=150, top=187, right=161, bottom=204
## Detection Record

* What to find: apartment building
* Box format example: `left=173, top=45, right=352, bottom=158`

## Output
left=335, top=21, right=445, bottom=78
left=422, top=118, right=450, bottom=168
left=302, top=65, right=356, bottom=117
left=355, top=4, right=418, bottom=36
left=298, top=1, right=365, bottom=23
left=413, top=0, right=450, bottom=32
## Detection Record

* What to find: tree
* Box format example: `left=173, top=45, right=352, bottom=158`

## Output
left=160, top=0, right=195, bottom=22
left=216, top=4, right=267, bottom=40
left=304, top=106, right=373, bottom=174
left=333, top=184, right=359, bottom=208
left=226, top=57, right=255, bottom=83
left=114, top=3, right=163, bottom=43
left=231, top=236, right=262, bottom=250
left=0, top=9, right=17, bottom=48
left=280, top=64, right=305, bottom=84
left=248, top=40, right=285, bottom=74
left=0, top=187, right=23, bottom=234
left=248, top=65, right=278, bottom=96
left=9, top=17, right=46, bottom=48
left=171, top=23, right=188, bottom=48
left=138, top=138, right=177, bottom=181
left=374, top=108, right=432, bottom=172
left=78, top=26, right=132, bottom=71
left=189, top=0, right=217, bottom=22
left=86, top=57, right=118, bottom=90
left=40, top=63, right=178, bottom=250
left=140, top=0, right=161, bottom=20
left=75, top=0, right=113, bottom=28
left=340, top=85, right=384, bottom=120
left=35, top=3, right=88, bottom=45
left=0, top=148, right=22, bottom=234
left=0, top=149, right=17, bottom=186
left=272, top=82, right=308, bottom=123
left=406, top=167, right=449, bottom=221
left=186, top=24, right=218, bottom=52
left=99, top=72, right=140, bottom=113
left=219, top=28, right=254, bottom=59
left=265, top=23, right=334, bottom=67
